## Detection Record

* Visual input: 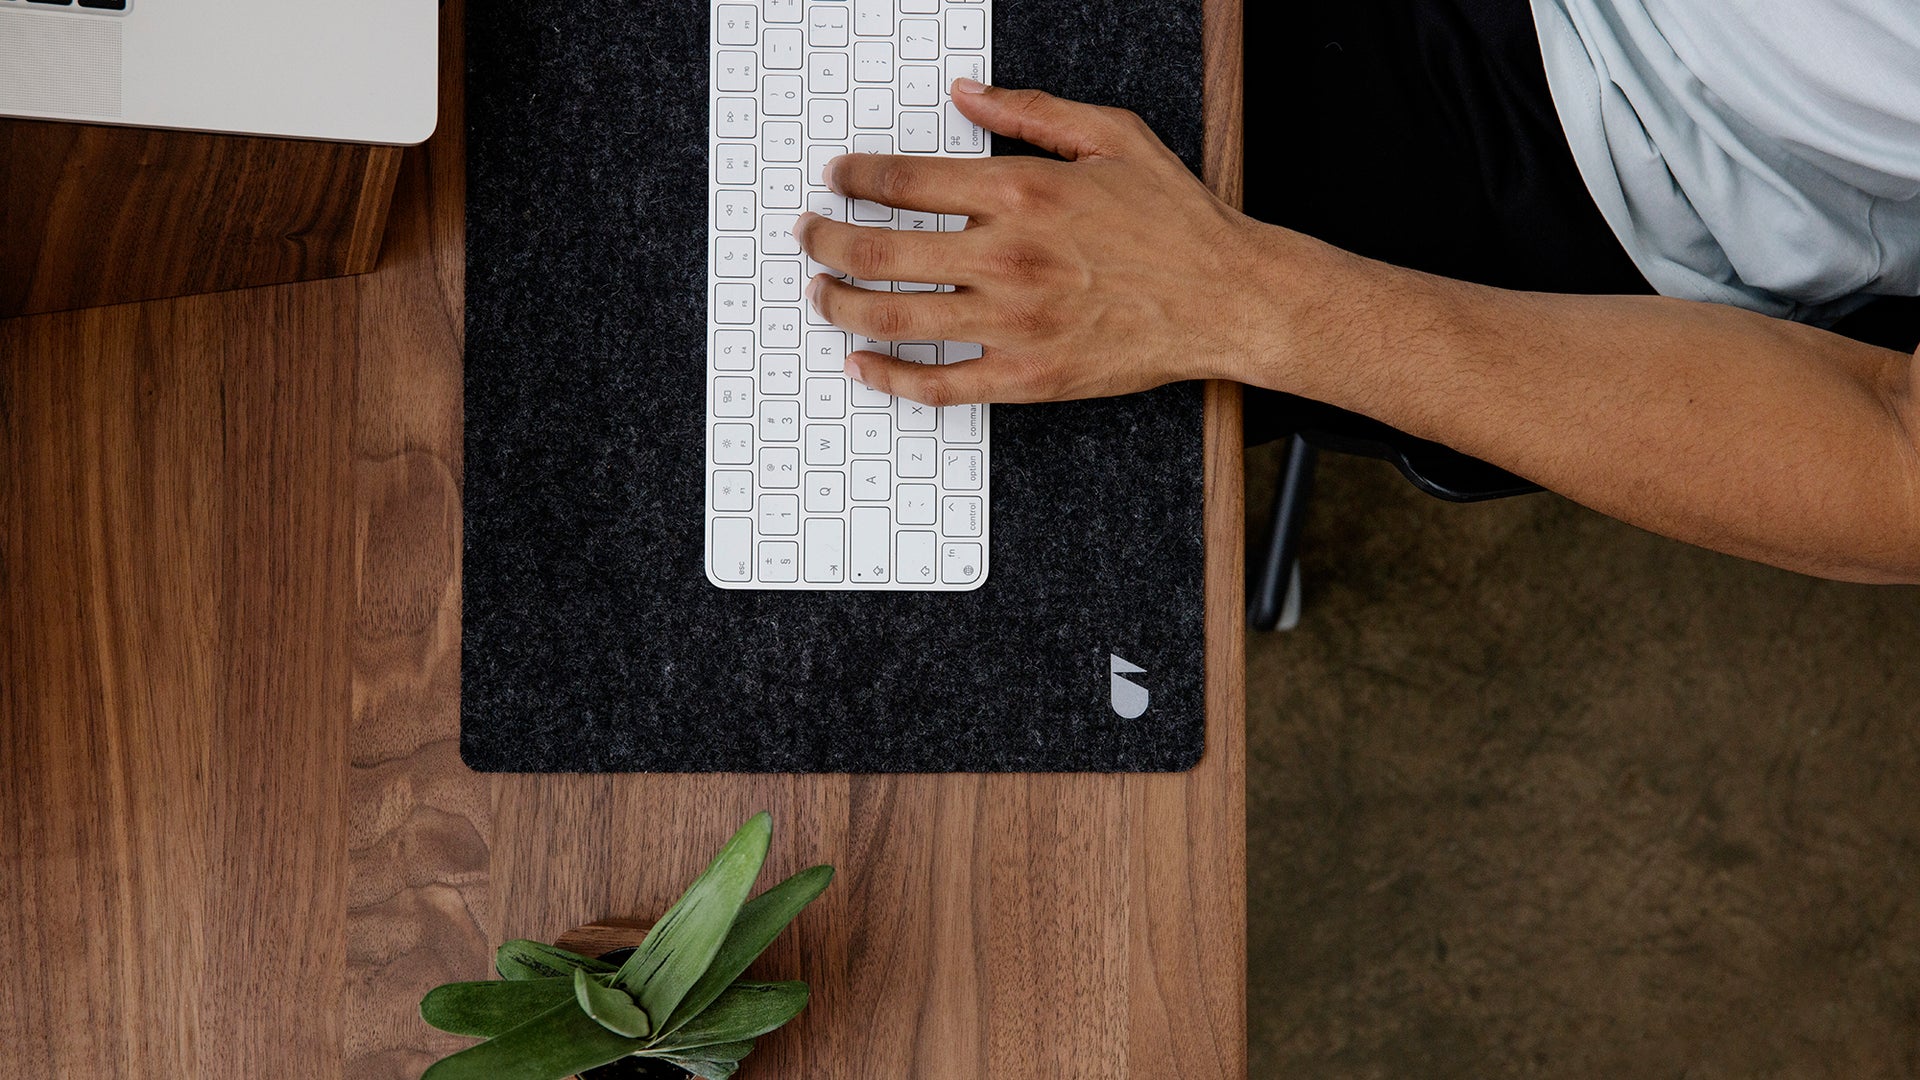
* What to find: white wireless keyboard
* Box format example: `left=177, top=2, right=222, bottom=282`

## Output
left=706, top=0, right=992, bottom=590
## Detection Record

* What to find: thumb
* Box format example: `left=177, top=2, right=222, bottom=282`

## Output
left=948, top=80, right=1136, bottom=161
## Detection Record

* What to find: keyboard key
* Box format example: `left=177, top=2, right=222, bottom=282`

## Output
left=853, top=0, right=893, bottom=38
left=942, top=495, right=983, bottom=537
left=898, top=436, right=937, bottom=478
left=764, top=75, right=804, bottom=116
left=761, top=214, right=801, bottom=255
left=716, top=4, right=758, bottom=45
left=852, top=414, right=892, bottom=456
left=762, top=168, right=805, bottom=209
left=758, top=541, right=800, bottom=583
left=713, top=471, right=755, bottom=512
left=898, top=397, right=937, bottom=432
left=806, top=191, right=848, bottom=224
left=713, top=329, right=756, bottom=370
left=808, top=6, right=850, bottom=47
left=851, top=459, right=892, bottom=500
left=851, top=507, right=891, bottom=582
left=713, top=235, right=755, bottom=278
left=761, top=307, right=801, bottom=348
left=808, top=145, right=847, bottom=187
left=853, top=133, right=895, bottom=157
left=897, top=531, right=938, bottom=584
left=805, top=518, right=846, bottom=582
left=762, top=121, right=803, bottom=162
left=853, top=87, right=894, bottom=129
left=712, top=517, right=753, bottom=581
left=806, top=470, right=846, bottom=513
left=854, top=41, right=894, bottom=83
left=944, top=102, right=985, bottom=153
left=714, top=190, right=755, bottom=231
left=850, top=380, right=892, bottom=409
left=714, top=143, right=756, bottom=184
left=940, top=401, right=983, bottom=443
left=806, top=376, right=847, bottom=417
left=713, top=424, right=756, bottom=465
left=901, top=0, right=938, bottom=12
left=897, top=483, right=937, bottom=525
left=901, top=66, right=941, bottom=106
left=764, top=28, right=804, bottom=68
left=809, top=51, right=850, bottom=94
left=807, top=331, right=849, bottom=372
left=759, top=494, right=801, bottom=536
left=943, top=448, right=983, bottom=490
left=805, top=423, right=847, bottom=466
left=944, top=54, right=986, bottom=91
left=713, top=376, right=755, bottom=418
left=761, top=400, right=802, bottom=441
left=717, top=51, right=758, bottom=92
left=945, top=9, right=986, bottom=50
left=713, top=283, right=755, bottom=324
left=762, top=261, right=803, bottom=303
left=760, top=353, right=801, bottom=394
left=941, top=541, right=983, bottom=586
left=900, top=20, right=939, bottom=60
left=809, top=98, right=849, bottom=141
left=760, top=446, right=801, bottom=487
left=763, top=0, right=802, bottom=23
left=715, top=97, right=757, bottom=138
left=897, top=342, right=938, bottom=364
left=900, top=112, right=939, bottom=152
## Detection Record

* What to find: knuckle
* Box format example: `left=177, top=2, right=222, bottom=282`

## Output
left=868, top=159, right=915, bottom=206
left=915, top=378, right=955, bottom=409
left=868, top=300, right=912, bottom=340
left=1000, top=298, right=1055, bottom=337
left=1002, top=170, right=1057, bottom=213
left=845, top=231, right=892, bottom=278
left=1007, top=353, right=1062, bottom=398
left=988, top=241, right=1055, bottom=285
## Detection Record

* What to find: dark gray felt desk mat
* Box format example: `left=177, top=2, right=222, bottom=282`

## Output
left=463, top=0, right=1207, bottom=772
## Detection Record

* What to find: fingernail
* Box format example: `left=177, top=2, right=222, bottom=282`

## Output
left=805, top=275, right=822, bottom=304
left=823, top=155, right=844, bottom=192
left=953, top=77, right=987, bottom=95
left=844, top=356, right=864, bottom=384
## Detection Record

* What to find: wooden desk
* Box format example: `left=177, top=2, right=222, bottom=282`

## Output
left=0, top=2, right=1245, bottom=1075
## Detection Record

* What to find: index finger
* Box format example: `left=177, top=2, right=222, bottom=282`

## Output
left=826, top=153, right=1003, bottom=218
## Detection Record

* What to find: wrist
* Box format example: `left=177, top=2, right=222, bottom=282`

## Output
left=1224, top=220, right=1360, bottom=392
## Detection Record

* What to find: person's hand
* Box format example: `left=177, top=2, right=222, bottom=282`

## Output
left=793, top=79, right=1273, bottom=406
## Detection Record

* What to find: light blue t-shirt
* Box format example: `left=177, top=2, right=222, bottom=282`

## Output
left=1530, top=0, right=1920, bottom=323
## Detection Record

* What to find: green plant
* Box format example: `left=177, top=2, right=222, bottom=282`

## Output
left=419, top=813, right=833, bottom=1080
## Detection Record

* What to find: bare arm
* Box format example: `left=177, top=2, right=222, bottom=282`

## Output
left=795, top=82, right=1920, bottom=582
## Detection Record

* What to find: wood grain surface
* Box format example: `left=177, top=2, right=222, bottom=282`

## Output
left=1, top=2, right=1244, bottom=1076
left=0, top=119, right=401, bottom=318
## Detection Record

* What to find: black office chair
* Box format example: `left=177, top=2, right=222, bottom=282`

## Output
left=1245, top=295, right=1920, bottom=630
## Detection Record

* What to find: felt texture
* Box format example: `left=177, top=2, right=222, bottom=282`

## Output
left=463, top=0, right=1208, bottom=772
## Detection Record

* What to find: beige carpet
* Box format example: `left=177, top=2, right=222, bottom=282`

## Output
left=1244, top=445, right=1920, bottom=1079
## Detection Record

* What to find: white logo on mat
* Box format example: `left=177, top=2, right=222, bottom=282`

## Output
left=1109, top=654, right=1149, bottom=719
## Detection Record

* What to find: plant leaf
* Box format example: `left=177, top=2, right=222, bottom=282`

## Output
left=573, top=967, right=652, bottom=1038
left=496, top=940, right=618, bottom=981
left=661, top=1058, right=741, bottom=1080
left=658, top=864, right=833, bottom=1038
left=420, top=979, right=578, bottom=1037
left=613, top=813, right=773, bottom=1028
left=645, top=981, right=809, bottom=1054
left=662, top=1040, right=754, bottom=1063
left=420, top=998, right=645, bottom=1080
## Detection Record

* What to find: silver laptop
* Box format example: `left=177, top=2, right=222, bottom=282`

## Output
left=0, top=0, right=437, bottom=145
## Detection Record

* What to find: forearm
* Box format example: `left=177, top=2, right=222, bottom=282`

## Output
left=1246, top=229, right=1920, bottom=583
